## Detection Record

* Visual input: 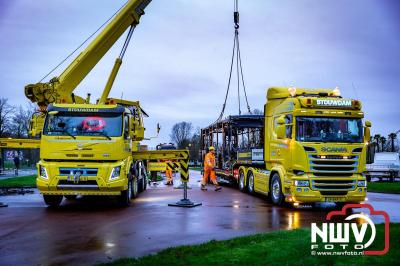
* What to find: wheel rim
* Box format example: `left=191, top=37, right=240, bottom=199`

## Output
left=239, top=171, right=244, bottom=189
left=248, top=173, right=254, bottom=192
left=272, top=179, right=280, bottom=200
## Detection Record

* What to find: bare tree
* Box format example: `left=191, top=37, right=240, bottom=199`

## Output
left=189, top=127, right=201, bottom=162
left=170, top=122, right=193, bottom=149
left=0, top=98, right=14, bottom=137
left=11, top=103, right=37, bottom=138
left=252, top=108, right=263, bottom=115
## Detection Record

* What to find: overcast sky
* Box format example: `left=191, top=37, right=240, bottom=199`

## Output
left=0, top=0, right=399, bottom=147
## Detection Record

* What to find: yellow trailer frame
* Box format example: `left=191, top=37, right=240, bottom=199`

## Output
left=132, top=150, right=189, bottom=182
left=0, top=138, right=41, bottom=149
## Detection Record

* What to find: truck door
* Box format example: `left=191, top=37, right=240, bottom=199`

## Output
left=124, top=114, right=132, bottom=153
left=270, top=114, right=292, bottom=170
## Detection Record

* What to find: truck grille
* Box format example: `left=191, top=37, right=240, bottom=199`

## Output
left=57, top=180, right=99, bottom=190
left=311, top=179, right=356, bottom=191
left=319, top=191, right=349, bottom=196
left=59, top=168, right=98, bottom=176
left=309, top=155, right=358, bottom=177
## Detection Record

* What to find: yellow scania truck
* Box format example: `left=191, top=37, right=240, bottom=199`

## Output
left=202, top=87, right=370, bottom=206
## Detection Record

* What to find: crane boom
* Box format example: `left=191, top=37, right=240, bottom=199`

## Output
left=24, top=0, right=151, bottom=108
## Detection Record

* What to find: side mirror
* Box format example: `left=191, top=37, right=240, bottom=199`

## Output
left=276, top=116, right=286, bottom=139
left=29, top=112, right=45, bottom=137
left=277, top=116, right=285, bottom=125
left=364, top=120, right=371, bottom=142
left=29, top=120, right=37, bottom=137
left=157, top=123, right=161, bottom=134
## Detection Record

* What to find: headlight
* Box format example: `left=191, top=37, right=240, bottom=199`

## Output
left=358, top=180, right=367, bottom=187
left=109, top=166, right=121, bottom=180
left=40, top=165, right=48, bottom=179
left=294, top=180, right=309, bottom=187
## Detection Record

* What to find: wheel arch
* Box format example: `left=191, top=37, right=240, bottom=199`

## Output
left=246, top=167, right=256, bottom=179
left=268, top=166, right=286, bottom=192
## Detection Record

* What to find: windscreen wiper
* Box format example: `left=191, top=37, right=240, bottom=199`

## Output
left=48, top=129, right=76, bottom=139
left=91, top=131, right=112, bottom=140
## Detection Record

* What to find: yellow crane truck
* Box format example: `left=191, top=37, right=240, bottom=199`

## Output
left=202, top=87, right=370, bottom=206
left=0, top=0, right=190, bottom=207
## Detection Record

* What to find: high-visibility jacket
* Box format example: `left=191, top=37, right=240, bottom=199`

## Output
left=204, top=152, right=216, bottom=171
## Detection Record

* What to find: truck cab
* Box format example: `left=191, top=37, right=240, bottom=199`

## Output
left=265, top=87, right=370, bottom=205
left=36, top=101, right=148, bottom=206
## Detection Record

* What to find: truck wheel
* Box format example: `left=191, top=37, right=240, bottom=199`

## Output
left=270, top=173, right=284, bottom=205
left=43, top=195, right=63, bottom=207
left=247, top=171, right=255, bottom=194
left=239, top=169, right=246, bottom=192
left=119, top=178, right=133, bottom=207
left=65, top=195, right=77, bottom=200
left=119, top=189, right=130, bottom=207
left=138, top=171, right=147, bottom=192
left=130, top=175, right=138, bottom=199
left=142, top=173, right=147, bottom=191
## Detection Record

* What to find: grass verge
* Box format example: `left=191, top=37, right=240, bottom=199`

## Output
left=0, top=175, right=37, bottom=187
left=368, top=182, right=400, bottom=194
left=101, top=223, right=398, bottom=266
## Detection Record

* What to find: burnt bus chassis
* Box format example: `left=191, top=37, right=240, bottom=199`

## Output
left=201, top=115, right=264, bottom=183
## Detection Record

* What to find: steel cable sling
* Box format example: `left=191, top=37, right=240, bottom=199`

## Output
left=216, top=0, right=251, bottom=122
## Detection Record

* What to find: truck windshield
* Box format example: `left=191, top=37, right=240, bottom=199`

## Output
left=296, top=117, right=363, bottom=143
left=43, top=112, right=123, bottom=137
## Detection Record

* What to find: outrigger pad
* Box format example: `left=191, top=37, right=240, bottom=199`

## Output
left=168, top=199, right=202, bottom=208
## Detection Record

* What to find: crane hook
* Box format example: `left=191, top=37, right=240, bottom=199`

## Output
left=234, top=11, right=239, bottom=29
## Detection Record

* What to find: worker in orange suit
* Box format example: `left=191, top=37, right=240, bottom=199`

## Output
left=201, top=146, right=222, bottom=191
left=165, top=163, right=173, bottom=185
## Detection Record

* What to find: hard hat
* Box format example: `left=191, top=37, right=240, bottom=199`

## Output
left=209, top=146, right=215, bottom=151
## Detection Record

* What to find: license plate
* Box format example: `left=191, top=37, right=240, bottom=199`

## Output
left=325, top=197, right=346, bottom=202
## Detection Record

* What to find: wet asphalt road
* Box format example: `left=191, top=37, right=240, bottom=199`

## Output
left=0, top=171, right=399, bottom=266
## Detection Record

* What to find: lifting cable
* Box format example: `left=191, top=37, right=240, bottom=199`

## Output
left=119, top=25, right=136, bottom=59
left=38, top=1, right=129, bottom=83
left=216, top=0, right=251, bottom=122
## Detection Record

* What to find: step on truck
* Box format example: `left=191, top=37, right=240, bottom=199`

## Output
left=201, top=87, right=371, bottom=206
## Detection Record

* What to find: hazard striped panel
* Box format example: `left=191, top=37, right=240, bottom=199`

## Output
left=166, top=162, right=180, bottom=171
left=179, top=150, right=189, bottom=182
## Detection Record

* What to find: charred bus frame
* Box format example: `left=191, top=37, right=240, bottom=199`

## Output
left=201, top=115, right=264, bottom=182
